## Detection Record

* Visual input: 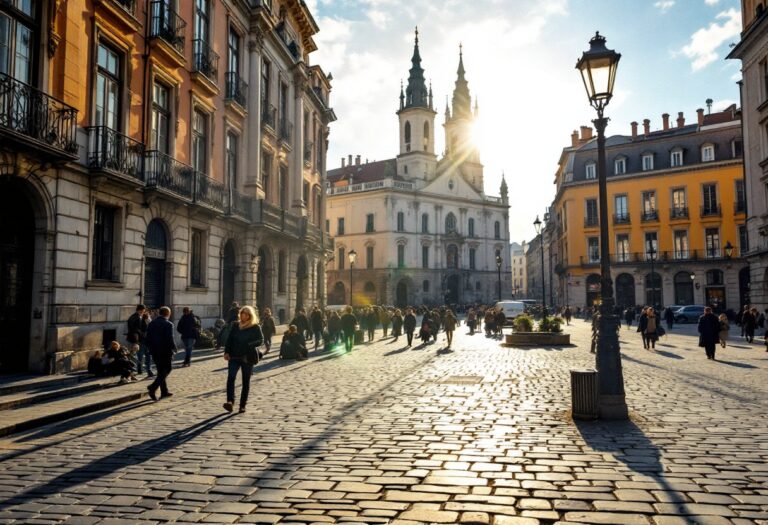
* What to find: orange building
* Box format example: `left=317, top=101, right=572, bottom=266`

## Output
left=551, top=107, right=747, bottom=312
left=0, top=0, right=335, bottom=373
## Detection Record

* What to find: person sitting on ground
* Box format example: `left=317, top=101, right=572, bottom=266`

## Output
left=104, top=341, right=137, bottom=383
left=279, top=324, right=308, bottom=360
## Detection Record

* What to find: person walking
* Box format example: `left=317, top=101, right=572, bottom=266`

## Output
left=145, top=306, right=177, bottom=401
left=328, top=310, right=341, bottom=345
left=366, top=308, right=378, bottom=342
left=291, top=308, right=310, bottom=343
left=743, top=307, right=757, bottom=343
left=403, top=307, right=417, bottom=347
left=664, top=306, right=675, bottom=331
left=380, top=308, right=391, bottom=338
left=467, top=308, right=477, bottom=335
left=260, top=308, right=276, bottom=355
left=718, top=313, right=730, bottom=348
left=624, top=308, right=635, bottom=329
left=310, top=306, right=325, bottom=351
left=223, top=305, right=263, bottom=413
left=563, top=306, right=572, bottom=326
left=391, top=309, right=403, bottom=342
left=645, top=308, right=659, bottom=350
left=444, top=309, right=457, bottom=348
left=340, top=306, right=357, bottom=352
left=127, top=304, right=153, bottom=377
left=698, top=306, right=720, bottom=360
left=177, top=307, right=200, bottom=367
left=636, top=307, right=649, bottom=349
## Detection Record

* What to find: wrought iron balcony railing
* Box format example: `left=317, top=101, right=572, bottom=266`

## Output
left=193, top=39, right=219, bottom=84
left=584, top=216, right=598, bottom=228
left=193, top=171, right=225, bottom=211
left=87, top=126, right=145, bottom=180
left=641, top=209, right=659, bottom=222
left=670, top=206, right=689, bottom=220
left=227, top=189, right=253, bottom=220
left=261, top=103, right=276, bottom=130
left=145, top=149, right=193, bottom=199
left=225, top=71, right=247, bottom=107
left=149, top=1, right=186, bottom=55
left=613, top=213, right=630, bottom=225
left=0, top=73, right=78, bottom=157
left=701, top=204, right=722, bottom=217
left=112, top=0, right=136, bottom=16
left=279, top=119, right=293, bottom=144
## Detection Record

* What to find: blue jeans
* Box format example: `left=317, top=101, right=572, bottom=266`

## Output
left=226, top=358, right=254, bottom=407
left=182, top=338, right=196, bottom=364
left=313, top=330, right=323, bottom=349
left=136, top=343, right=152, bottom=374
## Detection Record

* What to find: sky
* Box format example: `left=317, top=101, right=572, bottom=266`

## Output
left=305, top=0, right=743, bottom=243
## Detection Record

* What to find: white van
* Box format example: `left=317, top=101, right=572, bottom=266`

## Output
left=494, top=300, right=526, bottom=324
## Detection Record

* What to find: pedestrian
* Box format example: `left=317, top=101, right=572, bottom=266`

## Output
left=484, top=309, right=495, bottom=336
left=563, top=306, right=572, bottom=326
left=444, top=309, right=457, bottom=348
left=494, top=307, right=506, bottom=336
left=718, top=313, right=730, bottom=348
left=223, top=305, right=263, bottom=413
left=744, top=307, right=757, bottom=343
left=624, top=308, right=635, bottom=329
left=366, top=308, right=378, bottom=341
left=126, top=304, right=153, bottom=377
left=737, top=305, right=747, bottom=338
left=645, top=308, right=659, bottom=350
left=145, top=306, right=177, bottom=401
left=467, top=308, right=477, bottom=335
left=637, top=307, right=649, bottom=349
left=404, top=307, right=417, bottom=347
left=328, top=310, right=341, bottom=345
left=218, top=302, right=241, bottom=349
left=380, top=308, right=391, bottom=338
left=177, top=307, right=200, bottom=367
left=698, top=306, right=720, bottom=360
left=419, top=315, right=432, bottom=344
left=664, top=306, right=675, bottom=330
left=391, top=309, right=403, bottom=342
left=310, top=306, right=325, bottom=351
left=260, top=307, right=276, bottom=354
left=104, top=341, right=136, bottom=383
left=291, top=308, right=310, bottom=342
left=340, top=306, right=357, bottom=352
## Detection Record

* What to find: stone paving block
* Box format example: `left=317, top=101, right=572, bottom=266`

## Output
left=652, top=504, right=736, bottom=516
left=384, top=490, right=449, bottom=502
left=563, top=511, right=650, bottom=524
left=460, top=511, right=490, bottom=524
left=493, top=517, right=541, bottom=525
left=398, top=509, right=459, bottom=523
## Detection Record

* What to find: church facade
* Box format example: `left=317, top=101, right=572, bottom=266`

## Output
left=325, top=31, right=511, bottom=307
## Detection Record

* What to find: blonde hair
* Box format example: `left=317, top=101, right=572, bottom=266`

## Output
left=239, top=306, right=259, bottom=329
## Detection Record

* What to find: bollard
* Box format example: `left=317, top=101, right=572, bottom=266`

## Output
left=571, top=368, right=599, bottom=420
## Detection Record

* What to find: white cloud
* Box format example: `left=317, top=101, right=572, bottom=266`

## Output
left=711, top=98, right=737, bottom=111
left=679, top=8, right=741, bottom=71
left=655, top=0, right=675, bottom=13
left=705, top=0, right=719, bottom=5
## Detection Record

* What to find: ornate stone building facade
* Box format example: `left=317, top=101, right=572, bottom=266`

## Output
left=325, top=31, right=511, bottom=307
left=0, top=0, right=334, bottom=373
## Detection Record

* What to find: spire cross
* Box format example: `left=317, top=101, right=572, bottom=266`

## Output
left=415, top=26, right=419, bottom=44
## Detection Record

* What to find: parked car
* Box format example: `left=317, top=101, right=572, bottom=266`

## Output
left=495, top=300, right=526, bottom=324
left=674, top=305, right=706, bottom=323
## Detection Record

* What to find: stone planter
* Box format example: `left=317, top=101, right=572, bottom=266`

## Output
left=504, top=332, right=571, bottom=346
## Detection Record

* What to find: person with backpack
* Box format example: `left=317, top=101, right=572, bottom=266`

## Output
left=403, top=307, right=417, bottom=347
left=127, top=304, right=153, bottom=376
left=177, top=307, right=201, bottom=367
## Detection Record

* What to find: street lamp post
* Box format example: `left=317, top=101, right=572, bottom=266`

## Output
left=690, top=271, right=696, bottom=304
left=576, top=32, right=627, bottom=419
left=348, top=250, right=357, bottom=306
left=647, top=244, right=657, bottom=308
left=533, top=216, right=547, bottom=317
left=724, top=241, right=734, bottom=259
left=496, top=254, right=502, bottom=302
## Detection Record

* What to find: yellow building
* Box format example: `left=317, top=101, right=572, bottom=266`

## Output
left=552, top=107, right=747, bottom=312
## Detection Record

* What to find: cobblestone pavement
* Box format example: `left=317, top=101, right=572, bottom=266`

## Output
left=1, top=320, right=768, bottom=525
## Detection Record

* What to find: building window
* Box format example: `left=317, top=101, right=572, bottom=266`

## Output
left=469, top=248, right=476, bottom=270
left=446, top=244, right=459, bottom=268
left=587, top=237, right=599, bottom=263
left=585, top=198, right=598, bottom=226
left=366, top=213, right=374, bottom=233
left=404, top=120, right=411, bottom=151
left=642, top=153, right=654, bottom=171
left=397, top=212, right=404, bottom=232
left=670, top=148, right=683, bottom=167
left=671, top=188, right=687, bottom=217
left=337, top=217, right=345, bottom=235
left=585, top=162, right=596, bottom=179
left=422, top=245, right=429, bottom=268
left=337, top=247, right=345, bottom=270
left=192, top=109, right=208, bottom=174
left=397, top=244, right=405, bottom=268
left=226, top=131, right=238, bottom=190
left=277, top=250, right=286, bottom=292
left=614, top=157, right=626, bottom=175
left=705, top=228, right=720, bottom=258
left=422, top=280, right=429, bottom=292
left=616, top=234, right=629, bottom=262
left=494, top=221, right=501, bottom=239
left=445, top=212, right=456, bottom=233
left=739, top=224, right=748, bottom=254
left=735, top=179, right=745, bottom=212
left=707, top=269, right=724, bottom=286
left=614, top=194, right=628, bottom=221
left=366, top=245, right=374, bottom=269
left=261, top=151, right=271, bottom=200
left=701, top=144, right=715, bottom=162
left=642, top=191, right=657, bottom=220
left=702, top=183, right=718, bottom=215
left=194, top=0, right=209, bottom=42
left=92, top=205, right=116, bottom=280
left=421, top=213, right=429, bottom=233
left=261, top=59, right=270, bottom=112
left=302, top=181, right=309, bottom=204
left=468, top=218, right=475, bottom=237
left=150, top=81, right=170, bottom=153
left=0, top=0, right=35, bottom=84
left=732, top=138, right=743, bottom=158
left=190, top=229, right=204, bottom=286
left=645, top=231, right=658, bottom=260
left=278, top=165, right=287, bottom=208
left=95, top=43, right=121, bottom=130
left=227, top=26, right=240, bottom=77
left=673, top=230, right=689, bottom=259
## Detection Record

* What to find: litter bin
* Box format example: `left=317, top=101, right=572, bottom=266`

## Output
left=571, top=368, right=598, bottom=420
left=354, top=329, right=364, bottom=345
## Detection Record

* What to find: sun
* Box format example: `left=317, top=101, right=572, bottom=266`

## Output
left=469, top=116, right=485, bottom=150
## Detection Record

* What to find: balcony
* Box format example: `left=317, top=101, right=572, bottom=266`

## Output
left=670, top=206, right=689, bottom=220
left=279, top=119, right=293, bottom=146
left=640, top=209, right=659, bottom=222
left=145, top=150, right=194, bottom=200
left=149, top=1, right=186, bottom=65
left=613, top=213, right=630, bottom=225
left=253, top=199, right=303, bottom=238
left=584, top=216, right=599, bottom=228
left=225, top=71, right=248, bottom=109
left=94, top=0, right=140, bottom=31
left=303, top=141, right=313, bottom=166
left=112, top=0, right=135, bottom=15
left=579, top=256, right=600, bottom=266
left=87, top=126, right=145, bottom=182
left=0, top=73, right=78, bottom=160
left=193, top=171, right=225, bottom=211
left=192, top=39, right=219, bottom=92
left=700, top=204, right=722, bottom=218
left=227, top=189, right=253, bottom=221
left=735, top=199, right=746, bottom=214
left=261, top=104, right=276, bottom=133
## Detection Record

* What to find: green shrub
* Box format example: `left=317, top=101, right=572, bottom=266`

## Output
left=538, top=316, right=563, bottom=333
left=513, top=315, right=534, bottom=332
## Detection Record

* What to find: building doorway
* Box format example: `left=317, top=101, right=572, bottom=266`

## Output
left=706, top=269, right=725, bottom=312
left=363, top=281, right=376, bottom=305
left=221, top=240, right=237, bottom=316
left=445, top=274, right=460, bottom=304
left=396, top=280, right=408, bottom=307
left=144, top=220, right=168, bottom=309
left=673, top=271, right=694, bottom=305
left=615, top=273, right=635, bottom=308
left=329, top=282, right=346, bottom=305
left=644, top=272, right=662, bottom=308
left=0, top=184, right=34, bottom=373
left=586, top=274, right=601, bottom=306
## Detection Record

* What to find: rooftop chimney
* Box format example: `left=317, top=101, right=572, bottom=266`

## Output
left=662, top=113, right=670, bottom=131
left=571, top=130, right=579, bottom=147
left=341, top=157, right=346, bottom=168
left=631, top=121, right=638, bottom=138
left=348, top=154, right=353, bottom=166
left=580, top=126, right=593, bottom=141
left=643, top=119, right=650, bottom=136
left=697, top=108, right=705, bottom=126
left=676, top=112, right=685, bottom=128
left=355, top=155, right=361, bottom=166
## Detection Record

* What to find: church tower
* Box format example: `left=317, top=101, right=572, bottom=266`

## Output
left=443, top=45, right=484, bottom=193
left=396, top=28, right=437, bottom=180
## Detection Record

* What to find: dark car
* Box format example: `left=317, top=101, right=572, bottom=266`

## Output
left=674, top=305, right=706, bottom=323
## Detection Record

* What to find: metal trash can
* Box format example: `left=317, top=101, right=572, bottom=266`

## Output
left=571, top=368, right=599, bottom=420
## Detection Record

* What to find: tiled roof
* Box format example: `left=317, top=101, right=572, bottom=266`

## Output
left=327, top=158, right=402, bottom=185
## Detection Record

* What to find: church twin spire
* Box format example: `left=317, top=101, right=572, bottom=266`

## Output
left=401, top=27, right=431, bottom=111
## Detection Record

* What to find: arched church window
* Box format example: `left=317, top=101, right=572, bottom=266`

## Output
left=445, top=212, right=457, bottom=233
left=423, top=122, right=429, bottom=151
left=446, top=244, right=459, bottom=269
left=404, top=121, right=411, bottom=152
left=494, top=221, right=501, bottom=239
